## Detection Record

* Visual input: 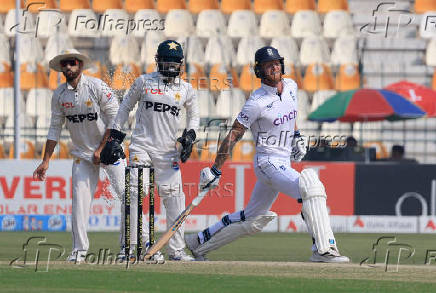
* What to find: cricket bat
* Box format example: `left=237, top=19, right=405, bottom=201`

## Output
left=143, top=188, right=210, bottom=260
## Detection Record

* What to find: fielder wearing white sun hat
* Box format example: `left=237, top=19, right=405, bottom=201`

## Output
left=49, top=49, right=92, bottom=72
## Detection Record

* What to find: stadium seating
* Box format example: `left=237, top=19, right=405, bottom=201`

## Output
left=426, top=38, right=436, bottom=66
left=8, top=140, right=36, bottom=159
left=0, top=15, right=3, bottom=33
left=285, top=0, right=316, bottom=14
left=25, top=0, right=57, bottom=13
left=48, top=70, right=65, bottom=90
left=189, top=0, right=218, bottom=14
left=0, top=0, right=24, bottom=14
left=199, top=140, right=218, bottom=162
left=0, top=62, right=13, bottom=88
left=111, top=63, right=141, bottom=90
left=215, top=89, right=246, bottom=120
left=259, top=10, right=290, bottom=38
left=197, top=90, right=216, bottom=119
left=145, top=63, right=157, bottom=73
left=92, top=0, right=122, bottom=13
left=270, top=37, right=299, bottom=65
left=299, top=36, right=330, bottom=66
left=415, top=0, right=436, bottom=13
left=125, top=0, right=154, bottom=13
left=232, top=140, right=255, bottom=161
left=433, top=69, right=436, bottom=90
left=283, top=63, right=302, bottom=88
left=164, top=9, right=195, bottom=37
left=295, top=89, right=318, bottom=130
left=40, top=140, right=70, bottom=159
left=36, top=10, right=68, bottom=38
left=0, top=34, right=12, bottom=87
left=254, top=0, right=283, bottom=14
left=4, top=9, right=35, bottom=37
left=221, top=0, right=251, bottom=14
left=156, top=0, right=186, bottom=14
left=228, top=10, right=258, bottom=38
left=0, top=144, right=5, bottom=158
left=196, top=9, right=226, bottom=37
left=335, top=64, right=360, bottom=91
left=363, top=141, right=388, bottom=159
left=317, top=0, right=349, bottom=14
left=20, top=63, right=49, bottom=90
left=141, top=31, right=164, bottom=66
left=59, top=0, right=90, bottom=12
left=19, top=35, right=44, bottom=64
left=110, top=36, right=140, bottom=65
left=4, top=111, right=33, bottom=136
left=209, top=63, right=238, bottom=91
left=176, top=36, right=205, bottom=66
left=68, top=9, right=100, bottom=37
left=323, top=10, right=354, bottom=39
left=84, top=61, right=109, bottom=83
left=419, top=11, right=436, bottom=39
left=330, top=36, right=358, bottom=65
left=101, top=9, right=130, bottom=37
left=204, top=36, right=235, bottom=67
left=44, top=34, right=74, bottom=67
left=0, top=88, right=25, bottom=124
left=290, top=10, right=322, bottom=38
left=239, top=64, right=261, bottom=92
left=133, top=9, right=162, bottom=38
left=180, top=63, right=208, bottom=89
left=236, top=36, right=265, bottom=66
left=303, top=63, right=334, bottom=91
left=26, top=88, right=52, bottom=134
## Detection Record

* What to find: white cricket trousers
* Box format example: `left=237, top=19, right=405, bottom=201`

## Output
left=245, top=154, right=302, bottom=218
left=71, top=158, right=125, bottom=252
left=122, top=150, right=185, bottom=255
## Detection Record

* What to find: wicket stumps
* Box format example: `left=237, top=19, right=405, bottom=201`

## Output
left=124, top=165, right=155, bottom=260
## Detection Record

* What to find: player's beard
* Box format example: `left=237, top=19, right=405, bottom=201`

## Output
left=264, top=70, right=282, bottom=84
left=63, top=68, right=81, bottom=82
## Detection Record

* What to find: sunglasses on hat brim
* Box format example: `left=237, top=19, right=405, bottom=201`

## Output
left=60, top=59, right=80, bottom=67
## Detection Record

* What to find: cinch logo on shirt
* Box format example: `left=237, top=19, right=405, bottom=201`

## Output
left=273, top=110, right=297, bottom=126
left=66, top=112, right=98, bottom=123
left=145, top=101, right=180, bottom=117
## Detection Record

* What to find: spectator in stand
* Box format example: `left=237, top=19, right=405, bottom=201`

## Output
left=389, top=145, right=418, bottom=163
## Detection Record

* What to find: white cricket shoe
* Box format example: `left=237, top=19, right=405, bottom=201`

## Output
left=117, top=245, right=135, bottom=261
left=309, top=248, right=350, bottom=263
left=169, top=250, right=195, bottom=261
left=67, top=250, right=86, bottom=263
left=185, top=233, right=207, bottom=261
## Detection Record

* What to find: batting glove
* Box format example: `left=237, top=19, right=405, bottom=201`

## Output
left=199, top=165, right=221, bottom=190
left=291, top=130, right=307, bottom=162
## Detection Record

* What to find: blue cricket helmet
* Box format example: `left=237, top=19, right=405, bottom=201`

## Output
left=254, top=46, right=284, bottom=78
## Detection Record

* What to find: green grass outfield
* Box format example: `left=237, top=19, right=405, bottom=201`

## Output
left=1, top=232, right=436, bottom=292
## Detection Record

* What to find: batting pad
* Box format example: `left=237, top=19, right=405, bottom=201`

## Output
left=194, top=211, right=277, bottom=256
left=299, top=169, right=335, bottom=254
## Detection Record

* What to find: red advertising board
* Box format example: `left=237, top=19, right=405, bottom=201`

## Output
left=181, top=161, right=355, bottom=216
left=0, top=160, right=355, bottom=217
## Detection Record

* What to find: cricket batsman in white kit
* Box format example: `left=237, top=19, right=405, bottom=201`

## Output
left=186, top=46, right=350, bottom=263
left=101, top=40, right=199, bottom=261
left=33, top=49, right=126, bottom=262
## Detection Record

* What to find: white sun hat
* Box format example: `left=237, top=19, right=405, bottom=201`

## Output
left=49, top=49, right=91, bottom=72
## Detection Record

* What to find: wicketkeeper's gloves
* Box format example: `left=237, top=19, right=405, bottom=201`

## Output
left=177, top=129, right=196, bottom=163
left=100, top=129, right=126, bottom=165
